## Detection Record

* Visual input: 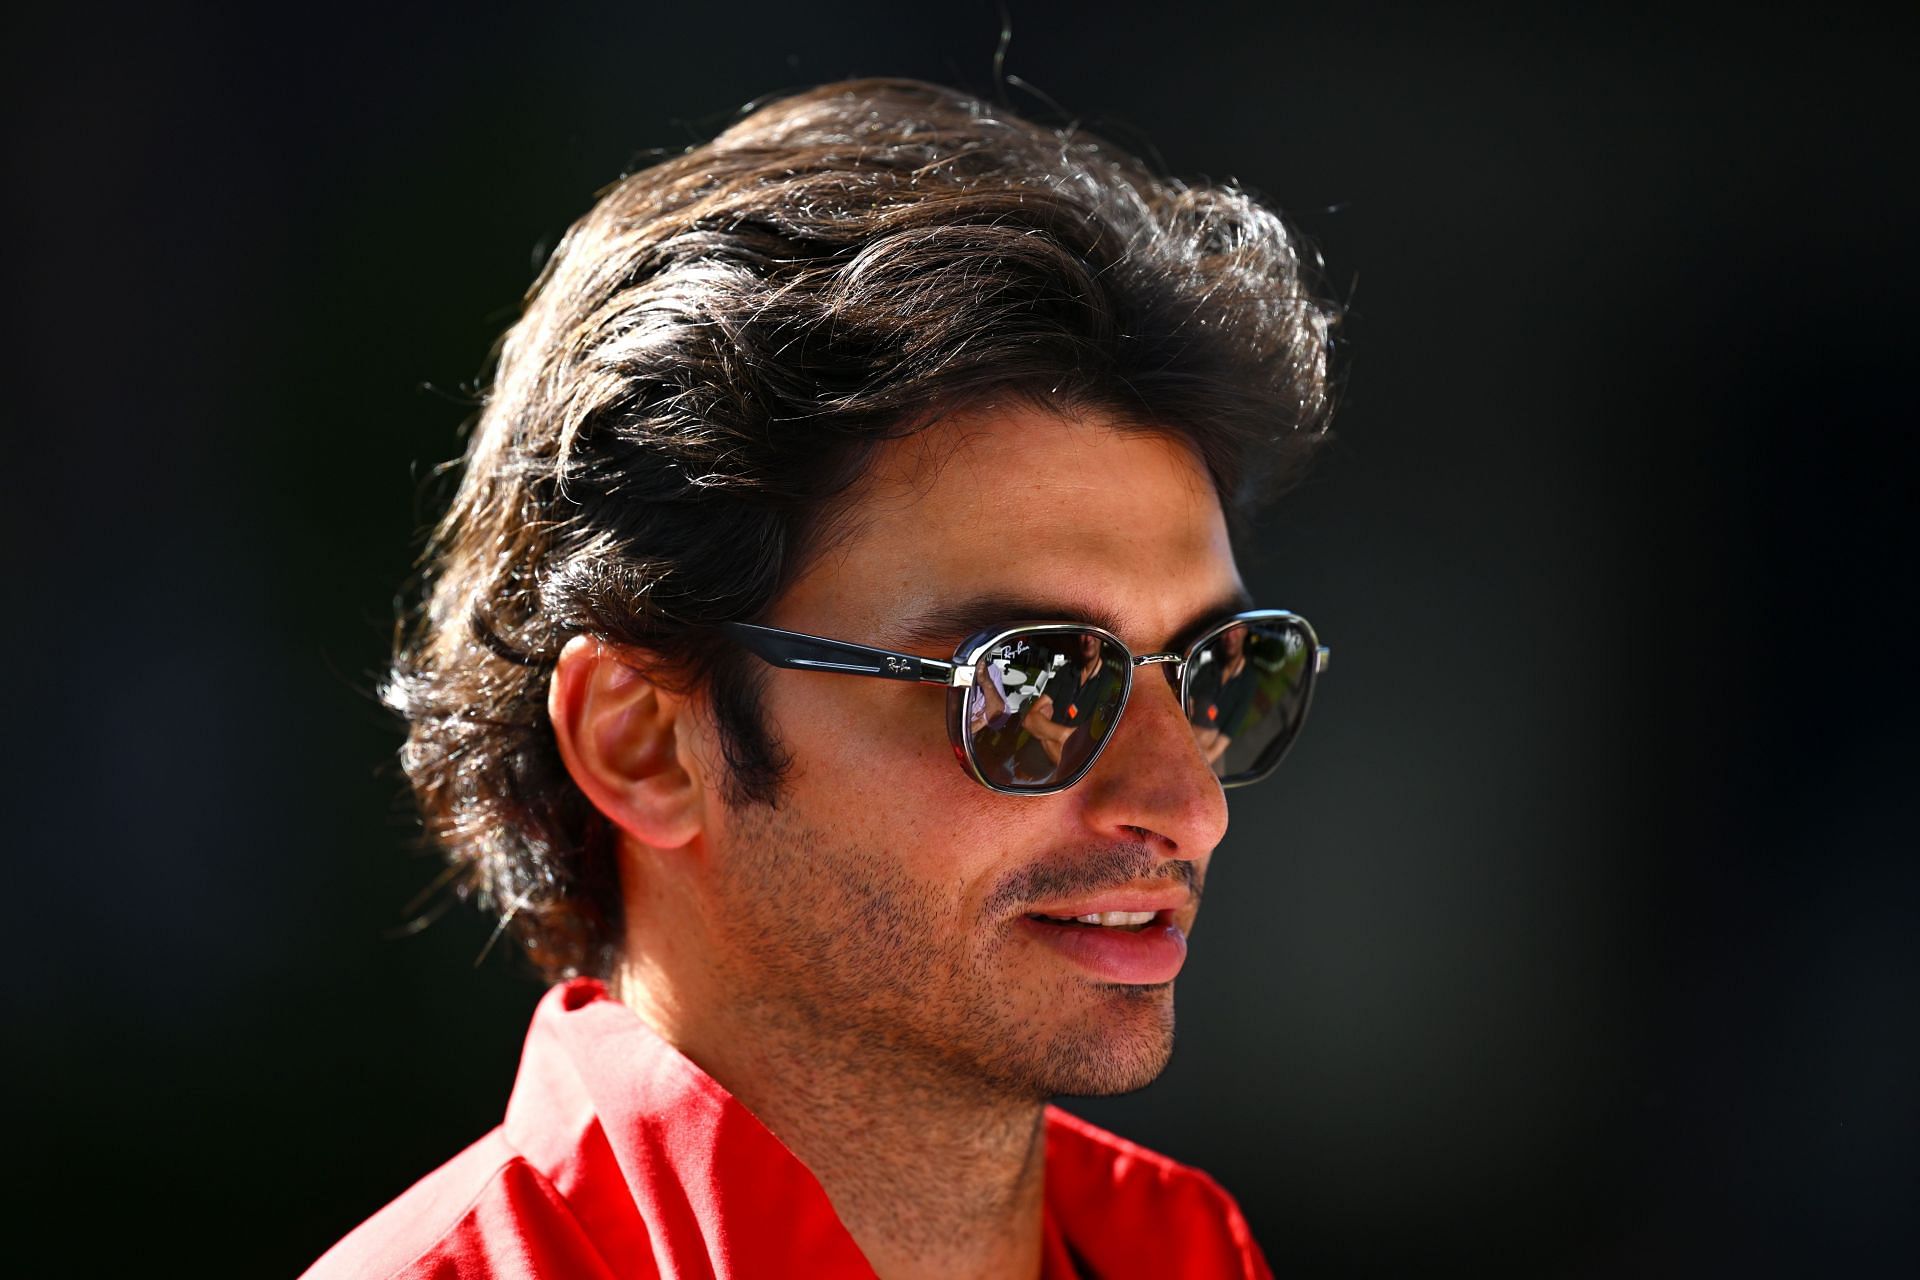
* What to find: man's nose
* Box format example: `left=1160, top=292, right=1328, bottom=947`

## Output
left=1074, top=669, right=1229, bottom=856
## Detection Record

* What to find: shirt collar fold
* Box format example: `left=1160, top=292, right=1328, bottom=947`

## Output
left=504, top=979, right=881, bottom=1279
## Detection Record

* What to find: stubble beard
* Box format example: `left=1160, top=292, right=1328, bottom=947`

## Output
left=707, top=794, right=1194, bottom=1102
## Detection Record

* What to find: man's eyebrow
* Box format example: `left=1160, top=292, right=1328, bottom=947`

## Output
left=896, top=597, right=1123, bottom=649
left=893, top=589, right=1256, bottom=653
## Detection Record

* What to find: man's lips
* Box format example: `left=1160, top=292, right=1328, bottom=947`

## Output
left=1017, top=883, right=1195, bottom=985
left=1023, top=885, right=1192, bottom=920
left=1018, top=911, right=1188, bottom=984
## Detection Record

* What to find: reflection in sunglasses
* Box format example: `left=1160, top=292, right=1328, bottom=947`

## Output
left=970, top=634, right=1125, bottom=789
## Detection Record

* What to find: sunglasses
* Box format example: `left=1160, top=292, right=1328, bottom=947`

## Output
left=723, top=610, right=1328, bottom=796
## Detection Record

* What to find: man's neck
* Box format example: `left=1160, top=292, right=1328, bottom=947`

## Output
left=614, top=961, right=1049, bottom=1280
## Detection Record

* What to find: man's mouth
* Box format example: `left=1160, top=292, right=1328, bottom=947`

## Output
left=1018, top=906, right=1188, bottom=984
left=1029, top=910, right=1160, bottom=932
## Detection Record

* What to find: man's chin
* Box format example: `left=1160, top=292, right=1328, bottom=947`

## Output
left=1016, top=985, right=1178, bottom=1098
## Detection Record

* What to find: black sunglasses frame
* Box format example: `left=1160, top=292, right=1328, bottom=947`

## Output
left=722, top=609, right=1329, bottom=796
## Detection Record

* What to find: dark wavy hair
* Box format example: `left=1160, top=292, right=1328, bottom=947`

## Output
left=384, top=79, right=1339, bottom=980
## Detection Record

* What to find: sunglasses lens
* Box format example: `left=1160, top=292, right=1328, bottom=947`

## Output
left=1186, top=619, right=1316, bottom=784
left=964, top=629, right=1129, bottom=791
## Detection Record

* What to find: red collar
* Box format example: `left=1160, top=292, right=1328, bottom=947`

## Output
left=503, top=979, right=879, bottom=1276
left=492, top=980, right=1265, bottom=1280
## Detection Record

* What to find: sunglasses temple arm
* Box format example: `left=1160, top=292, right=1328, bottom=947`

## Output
left=722, top=622, right=957, bottom=684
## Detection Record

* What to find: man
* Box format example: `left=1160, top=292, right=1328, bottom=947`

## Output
left=1188, top=623, right=1255, bottom=769
left=1016, top=631, right=1126, bottom=779
left=311, top=78, right=1337, bottom=1279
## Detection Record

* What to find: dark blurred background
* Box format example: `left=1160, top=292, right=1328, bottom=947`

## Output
left=9, top=2, right=1916, bottom=1275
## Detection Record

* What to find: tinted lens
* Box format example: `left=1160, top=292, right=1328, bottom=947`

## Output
left=1184, top=619, right=1315, bottom=783
left=964, top=629, right=1130, bottom=791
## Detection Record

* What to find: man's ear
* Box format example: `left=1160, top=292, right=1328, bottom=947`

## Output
left=548, top=635, right=705, bottom=850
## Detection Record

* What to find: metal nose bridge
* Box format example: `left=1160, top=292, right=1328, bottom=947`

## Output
left=1127, top=650, right=1193, bottom=705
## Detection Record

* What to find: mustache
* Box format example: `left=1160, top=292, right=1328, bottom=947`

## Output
left=981, top=844, right=1202, bottom=916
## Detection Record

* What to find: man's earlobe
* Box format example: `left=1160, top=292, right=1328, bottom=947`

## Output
left=548, top=635, right=704, bottom=850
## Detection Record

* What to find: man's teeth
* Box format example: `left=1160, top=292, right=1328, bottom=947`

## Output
left=1056, top=910, right=1156, bottom=927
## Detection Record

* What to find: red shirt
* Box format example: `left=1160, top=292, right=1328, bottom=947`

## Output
left=305, top=980, right=1272, bottom=1279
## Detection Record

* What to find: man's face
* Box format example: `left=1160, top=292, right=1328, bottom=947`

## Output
left=692, top=407, right=1242, bottom=1099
